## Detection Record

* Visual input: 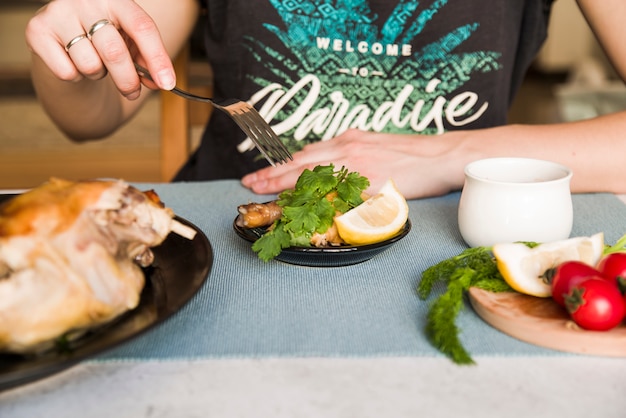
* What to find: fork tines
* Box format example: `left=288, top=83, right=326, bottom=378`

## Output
left=230, top=106, right=293, bottom=166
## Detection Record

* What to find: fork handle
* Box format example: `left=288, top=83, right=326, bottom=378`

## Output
left=134, top=63, right=153, bottom=82
left=135, top=63, right=219, bottom=105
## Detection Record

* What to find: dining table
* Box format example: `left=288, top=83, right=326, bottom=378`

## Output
left=1, top=179, right=625, bottom=418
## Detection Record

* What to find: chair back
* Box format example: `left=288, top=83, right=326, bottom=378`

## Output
left=160, top=48, right=213, bottom=181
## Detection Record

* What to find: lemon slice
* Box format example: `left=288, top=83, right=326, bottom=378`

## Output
left=334, top=179, right=409, bottom=245
left=492, top=233, right=604, bottom=297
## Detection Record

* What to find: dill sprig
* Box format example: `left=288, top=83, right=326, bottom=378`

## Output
left=418, top=246, right=512, bottom=365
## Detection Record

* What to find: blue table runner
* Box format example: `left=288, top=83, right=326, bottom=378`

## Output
left=99, top=181, right=626, bottom=360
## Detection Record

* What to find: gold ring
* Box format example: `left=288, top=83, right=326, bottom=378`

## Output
left=64, top=33, right=88, bottom=52
left=87, top=19, right=111, bottom=39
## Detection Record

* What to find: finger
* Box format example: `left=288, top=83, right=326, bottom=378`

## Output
left=25, top=12, right=85, bottom=82
left=27, top=6, right=112, bottom=82
left=244, top=166, right=305, bottom=194
left=109, top=1, right=175, bottom=90
left=64, top=19, right=109, bottom=81
left=243, top=155, right=330, bottom=194
left=243, top=145, right=335, bottom=184
left=85, top=19, right=141, bottom=98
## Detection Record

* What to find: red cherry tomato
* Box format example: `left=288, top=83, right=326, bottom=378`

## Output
left=564, top=276, right=626, bottom=331
left=545, top=261, right=600, bottom=307
left=596, top=253, right=626, bottom=295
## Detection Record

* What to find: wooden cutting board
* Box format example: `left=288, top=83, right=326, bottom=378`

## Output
left=468, top=287, right=626, bottom=357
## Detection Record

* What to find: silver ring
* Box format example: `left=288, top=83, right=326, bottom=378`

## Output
left=87, top=19, right=111, bottom=39
left=64, top=33, right=88, bottom=52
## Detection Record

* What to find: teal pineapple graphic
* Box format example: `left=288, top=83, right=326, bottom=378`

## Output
left=240, top=0, right=501, bottom=153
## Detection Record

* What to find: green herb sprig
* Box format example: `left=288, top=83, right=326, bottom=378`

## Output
left=604, top=232, right=626, bottom=255
left=417, top=246, right=513, bottom=365
left=252, top=164, right=369, bottom=261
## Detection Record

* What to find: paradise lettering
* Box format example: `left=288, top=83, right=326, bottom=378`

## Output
left=238, top=74, right=488, bottom=152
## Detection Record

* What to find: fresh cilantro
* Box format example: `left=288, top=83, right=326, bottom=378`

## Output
left=252, top=223, right=291, bottom=261
left=336, top=172, right=370, bottom=206
left=252, top=164, right=369, bottom=261
left=417, top=246, right=513, bottom=365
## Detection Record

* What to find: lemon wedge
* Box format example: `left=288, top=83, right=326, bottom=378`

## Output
left=334, top=179, right=409, bottom=245
left=492, top=233, right=604, bottom=297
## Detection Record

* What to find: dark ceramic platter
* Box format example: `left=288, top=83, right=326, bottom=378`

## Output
left=0, top=193, right=212, bottom=391
left=233, top=217, right=411, bottom=267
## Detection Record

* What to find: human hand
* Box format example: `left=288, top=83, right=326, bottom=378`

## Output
left=241, top=129, right=470, bottom=200
left=25, top=0, right=175, bottom=100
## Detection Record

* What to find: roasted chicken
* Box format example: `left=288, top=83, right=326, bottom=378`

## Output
left=0, top=178, right=195, bottom=354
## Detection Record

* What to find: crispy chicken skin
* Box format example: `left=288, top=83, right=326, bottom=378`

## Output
left=236, top=201, right=282, bottom=228
left=0, top=178, right=193, bottom=354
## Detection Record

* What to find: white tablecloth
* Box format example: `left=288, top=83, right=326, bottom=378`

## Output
left=2, top=357, right=625, bottom=418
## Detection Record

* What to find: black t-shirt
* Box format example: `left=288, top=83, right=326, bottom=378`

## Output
left=175, top=0, right=554, bottom=181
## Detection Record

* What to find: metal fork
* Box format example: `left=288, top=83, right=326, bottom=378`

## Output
left=134, top=63, right=292, bottom=167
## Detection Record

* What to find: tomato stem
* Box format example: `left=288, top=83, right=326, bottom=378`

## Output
left=564, top=287, right=586, bottom=314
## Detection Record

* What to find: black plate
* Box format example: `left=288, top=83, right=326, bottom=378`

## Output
left=0, top=194, right=212, bottom=391
left=234, top=217, right=411, bottom=267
